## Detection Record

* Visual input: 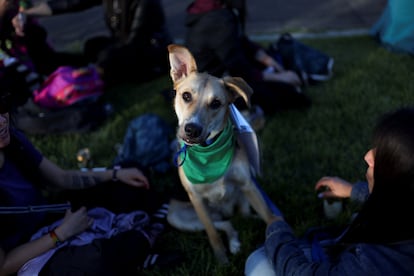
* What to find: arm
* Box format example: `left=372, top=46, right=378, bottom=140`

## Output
left=21, top=1, right=52, bottom=17
left=264, top=218, right=372, bottom=275
left=314, top=176, right=369, bottom=204
left=13, top=0, right=101, bottom=36
left=240, top=35, right=302, bottom=86
left=22, top=0, right=101, bottom=16
left=38, top=157, right=150, bottom=190
left=0, top=207, right=92, bottom=276
left=255, top=49, right=285, bottom=72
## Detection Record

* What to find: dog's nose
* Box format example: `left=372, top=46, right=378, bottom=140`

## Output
left=185, top=123, right=202, bottom=138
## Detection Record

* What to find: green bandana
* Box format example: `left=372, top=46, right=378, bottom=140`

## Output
left=180, top=119, right=234, bottom=184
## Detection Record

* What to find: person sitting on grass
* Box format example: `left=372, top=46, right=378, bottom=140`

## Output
left=13, top=0, right=173, bottom=86
left=184, top=0, right=310, bottom=116
left=245, top=107, right=414, bottom=275
left=0, top=88, right=182, bottom=275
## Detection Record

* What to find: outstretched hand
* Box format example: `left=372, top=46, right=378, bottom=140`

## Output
left=117, top=168, right=150, bottom=189
left=315, top=176, right=353, bottom=199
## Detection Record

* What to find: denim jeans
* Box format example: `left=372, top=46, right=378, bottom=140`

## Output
left=244, top=246, right=276, bottom=276
left=245, top=244, right=314, bottom=275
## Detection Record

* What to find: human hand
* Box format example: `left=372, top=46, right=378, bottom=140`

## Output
left=55, top=207, right=93, bottom=241
left=117, top=168, right=150, bottom=189
left=315, top=176, right=353, bottom=199
left=12, top=13, right=26, bottom=37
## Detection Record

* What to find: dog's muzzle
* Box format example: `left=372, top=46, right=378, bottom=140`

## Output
left=183, top=122, right=202, bottom=143
left=185, top=122, right=202, bottom=138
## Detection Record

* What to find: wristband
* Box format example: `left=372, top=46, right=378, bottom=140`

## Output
left=112, top=165, right=121, bottom=182
left=49, top=229, right=63, bottom=247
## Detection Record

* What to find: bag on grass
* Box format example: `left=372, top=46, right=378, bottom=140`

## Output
left=268, top=33, right=334, bottom=83
left=33, top=65, right=104, bottom=109
left=113, top=113, right=174, bottom=173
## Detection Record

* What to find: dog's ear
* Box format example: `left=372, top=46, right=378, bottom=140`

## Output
left=168, top=44, right=198, bottom=83
left=223, top=77, right=253, bottom=107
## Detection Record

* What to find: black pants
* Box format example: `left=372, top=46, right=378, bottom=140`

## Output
left=234, top=81, right=312, bottom=115
left=40, top=230, right=151, bottom=276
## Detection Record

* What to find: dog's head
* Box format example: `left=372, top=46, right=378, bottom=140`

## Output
left=168, top=44, right=253, bottom=146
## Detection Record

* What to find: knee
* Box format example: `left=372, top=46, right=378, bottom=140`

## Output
left=245, top=246, right=276, bottom=276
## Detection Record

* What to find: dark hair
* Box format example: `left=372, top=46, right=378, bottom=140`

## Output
left=341, top=107, right=414, bottom=243
left=0, top=64, right=33, bottom=113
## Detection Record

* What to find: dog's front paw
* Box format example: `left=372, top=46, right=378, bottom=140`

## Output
left=229, top=236, right=241, bottom=254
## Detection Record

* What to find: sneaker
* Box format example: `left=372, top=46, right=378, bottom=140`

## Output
left=151, top=202, right=169, bottom=224
left=138, top=250, right=185, bottom=271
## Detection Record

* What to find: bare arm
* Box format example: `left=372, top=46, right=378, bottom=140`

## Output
left=255, top=49, right=285, bottom=72
left=38, top=157, right=150, bottom=190
left=13, top=0, right=100, bottom=36
left=22, top=1, right=53, bottom=16
left=0, top=207, right=92, bottom=275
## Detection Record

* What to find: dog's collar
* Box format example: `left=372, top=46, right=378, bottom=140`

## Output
left=178, top=118, right=235, bottom=184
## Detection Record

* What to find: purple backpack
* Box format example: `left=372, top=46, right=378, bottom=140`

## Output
left=33, top=66, right=104, bottom=109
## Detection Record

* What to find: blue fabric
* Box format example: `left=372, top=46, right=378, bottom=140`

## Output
left=371, top=0, right=414, bottom=55
left=350, top=181, right=370, bottom=204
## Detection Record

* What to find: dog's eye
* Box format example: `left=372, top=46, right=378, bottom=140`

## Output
left=182, top=92, right=192, bottom=103
left=210, top=99, right=221, bottom=109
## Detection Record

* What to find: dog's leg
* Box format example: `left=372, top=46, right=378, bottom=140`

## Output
left=242, top=183, right=275, bottom=224
left=168, top=199, right=241, bottom=255
left=213, top=221, right=241, bottom=254
left=189, top=192, right=229, bottom=263
left=179, top=170, right=229, bottom=264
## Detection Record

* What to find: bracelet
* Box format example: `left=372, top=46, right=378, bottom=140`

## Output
left=49, top=229, right=63, bottom=247
left=112, top=165, right=121, bottom=182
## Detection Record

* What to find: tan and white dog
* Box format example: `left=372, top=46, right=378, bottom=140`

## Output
left=167, top=44, right=274, bottom=264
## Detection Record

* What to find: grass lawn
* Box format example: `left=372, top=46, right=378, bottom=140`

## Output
left=27, top=35, right=414, bottom=275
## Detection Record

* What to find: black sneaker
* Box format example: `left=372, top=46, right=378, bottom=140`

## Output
left=151, top=202, right=169, bottom=224
left=138, top=250, right=185, bottom=271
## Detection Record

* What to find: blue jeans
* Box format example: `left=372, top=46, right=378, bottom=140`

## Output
left=244, top=246, right=276, bottom=276
left=245, top=244, right=314, bottom=275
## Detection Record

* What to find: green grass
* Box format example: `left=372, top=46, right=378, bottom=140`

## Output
left=27, top=35, right=414, bottom=275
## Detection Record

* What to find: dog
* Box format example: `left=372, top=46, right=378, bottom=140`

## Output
left=166, top=44, right=274, bottom=264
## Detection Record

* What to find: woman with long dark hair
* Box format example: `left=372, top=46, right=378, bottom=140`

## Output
left=245, top=107, right=414, bottom=275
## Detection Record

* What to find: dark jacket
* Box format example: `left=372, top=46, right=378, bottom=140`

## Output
left=264, top=181, right=414, bottom=275
left=184, top=0, right=311, bottom=114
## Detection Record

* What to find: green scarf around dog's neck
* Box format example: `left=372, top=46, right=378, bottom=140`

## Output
left=180, top=119, right=234, bottom=184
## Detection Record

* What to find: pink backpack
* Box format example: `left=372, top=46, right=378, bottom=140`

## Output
left=33, top=65, right=104, bottom=109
